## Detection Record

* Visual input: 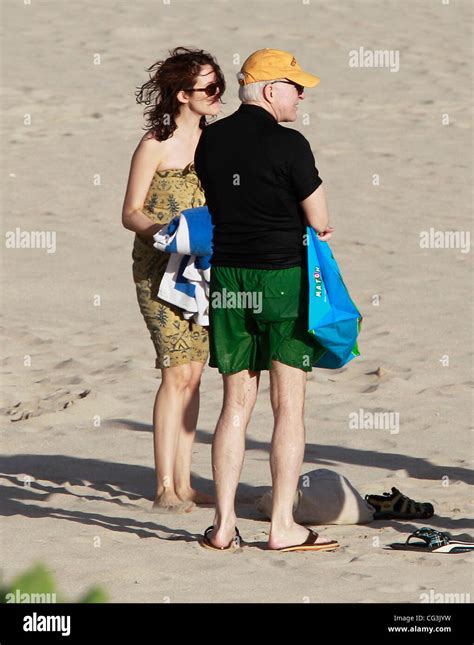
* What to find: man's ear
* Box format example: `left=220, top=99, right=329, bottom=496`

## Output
left=262, top=84, right=273, bottom=102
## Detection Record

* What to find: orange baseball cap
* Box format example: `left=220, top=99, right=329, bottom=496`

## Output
left=238, top=48, right=320, bottom=87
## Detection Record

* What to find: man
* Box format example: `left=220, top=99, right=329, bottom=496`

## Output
left=194, top=48, right=338, bottom=552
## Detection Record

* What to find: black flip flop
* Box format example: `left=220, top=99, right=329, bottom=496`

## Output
left=269, top=529, right=340, bottom=553
left=388, top=527, right=474, bottom=554
left=200, top=526, right=242, bottom=551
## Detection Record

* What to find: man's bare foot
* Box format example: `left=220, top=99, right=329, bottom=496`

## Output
left=176, top=487, right=214, bottom=505
left=152, top=491, right=195, bottom=513
left=268, top=522, right=335, bottom=550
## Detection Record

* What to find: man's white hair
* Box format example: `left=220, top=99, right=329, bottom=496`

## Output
left=238, top=77, right=287, bottom=103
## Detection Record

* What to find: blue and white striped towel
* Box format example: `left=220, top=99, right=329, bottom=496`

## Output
left=153, top=206, right=213, bottom=326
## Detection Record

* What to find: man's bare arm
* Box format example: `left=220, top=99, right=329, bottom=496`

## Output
left=300, top=184, right=329, bottom=233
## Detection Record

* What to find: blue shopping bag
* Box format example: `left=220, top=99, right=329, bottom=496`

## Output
left=306, top=226, right=362, bottom=368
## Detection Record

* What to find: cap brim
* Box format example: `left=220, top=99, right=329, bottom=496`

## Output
left=286, top=71, right=320, bottom=87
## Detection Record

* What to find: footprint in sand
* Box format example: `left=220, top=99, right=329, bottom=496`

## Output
left=150, top=499, right=195, bottom=514
left=361, top=366, right=388, bottom=393
left=5, top=388, right=91, bottom=422
left=361, top=366, right=413, bottom=393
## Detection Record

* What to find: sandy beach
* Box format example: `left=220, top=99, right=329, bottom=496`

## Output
left=1, top=0, right=472, bottom=606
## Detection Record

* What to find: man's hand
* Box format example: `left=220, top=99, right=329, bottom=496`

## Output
left=317, top=226, right=335, bottom=242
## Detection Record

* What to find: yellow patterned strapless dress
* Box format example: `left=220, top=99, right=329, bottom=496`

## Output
left=132, top=162, right=209, bottom=368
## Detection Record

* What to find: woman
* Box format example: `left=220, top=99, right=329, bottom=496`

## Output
left=122, top=47, right=225, bottom=511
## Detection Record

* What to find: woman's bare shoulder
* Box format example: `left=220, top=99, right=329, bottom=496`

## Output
left=136, top=131, right=164, bottom=153
left=132, top=131, right=166, bottom=168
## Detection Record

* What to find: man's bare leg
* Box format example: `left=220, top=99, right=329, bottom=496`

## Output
left=206, top=369, right=260, bottom=547
left=268, top=360, right=333, bottom=548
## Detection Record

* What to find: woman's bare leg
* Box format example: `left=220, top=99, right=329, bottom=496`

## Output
left=152, top=363, right=195, bottom=512
left=174, top=361, right=214, bottom=504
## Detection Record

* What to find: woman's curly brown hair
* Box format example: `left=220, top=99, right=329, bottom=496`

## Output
left=135, top=46, right=225, bottom=141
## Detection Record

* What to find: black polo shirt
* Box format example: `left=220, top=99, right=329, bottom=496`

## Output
left=194, top=103, right=323, bottom=269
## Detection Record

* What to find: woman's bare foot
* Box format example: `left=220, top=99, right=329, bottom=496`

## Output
left=152, top=490, right=195, bottom=513
left=176, top=487, right=214, bottom=505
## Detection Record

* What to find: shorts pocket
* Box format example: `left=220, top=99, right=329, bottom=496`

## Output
left=255, top=281, right=301, bottom=322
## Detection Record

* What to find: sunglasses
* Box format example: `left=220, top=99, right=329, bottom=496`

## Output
left=269, top=80, right=305, bottom=95
left=183, top=82, right=221, bottom=97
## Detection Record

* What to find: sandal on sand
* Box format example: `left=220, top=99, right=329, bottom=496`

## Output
left=365, top=487, right=434, bottom=520
left=200, top=526, right=242, bottom=551
left=271, top=529, right=340, bottom=553
left=388, top=527, right=474, bottom=554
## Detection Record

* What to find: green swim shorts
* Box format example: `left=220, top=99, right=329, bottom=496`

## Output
left=209, top=265, right=325, bottom=374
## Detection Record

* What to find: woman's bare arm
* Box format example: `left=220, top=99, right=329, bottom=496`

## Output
left=122, top=135, right=164, bottom=236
